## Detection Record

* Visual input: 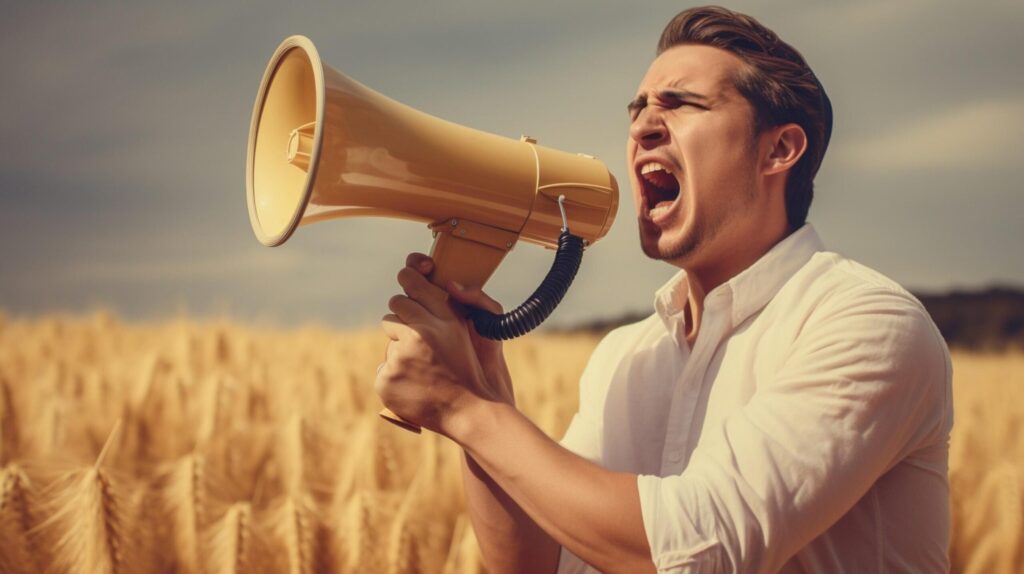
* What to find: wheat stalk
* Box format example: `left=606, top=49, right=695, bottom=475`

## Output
left=0, top=464, right=43, bottom=574
left=203, top=501, right=251, bottom=574
left=386, top=488, right=422, bottom=574
left=961, top=463, right=1023, bottom=573
left=273, top=415, right=305, bottom=501
left=253, top=496, right=314, bottom=574
left=0, top=315, right=1020, bottom=573
left=157, top=453, right=205, bottom=573
left=1, top=373, right=20, bottom=464
left=33, top=421, right=127, bottom=574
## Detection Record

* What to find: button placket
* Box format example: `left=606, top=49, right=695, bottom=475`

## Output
left=660, top=292, right=733, bottom=474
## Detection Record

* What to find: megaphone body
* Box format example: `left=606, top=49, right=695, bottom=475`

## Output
left=247, top=36, right=617, bottom=430
left=247, top=36, right=617, bottom=293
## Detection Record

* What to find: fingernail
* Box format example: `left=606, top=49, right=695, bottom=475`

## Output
left=451, top=281, right=464, bottom=291
left=419, top=260, right=432, bottom=272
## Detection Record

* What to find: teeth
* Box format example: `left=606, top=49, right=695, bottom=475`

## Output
left=649, top=203, right=672, bottom=217
left=640, top=161, right=672, bottom=175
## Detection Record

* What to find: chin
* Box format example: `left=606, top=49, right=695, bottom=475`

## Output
left=638, top=222, right=698, bottom=264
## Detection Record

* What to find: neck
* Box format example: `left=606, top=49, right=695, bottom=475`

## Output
left=682, top=279, right=705, bottom=348
left=681, top=220, right=794, bottom=347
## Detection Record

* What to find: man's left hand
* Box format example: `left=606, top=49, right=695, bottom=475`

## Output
left=376, top=260, right=499, bottom=435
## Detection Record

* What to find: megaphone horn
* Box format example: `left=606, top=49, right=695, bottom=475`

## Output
left=247, top=36, right=618, bottom=428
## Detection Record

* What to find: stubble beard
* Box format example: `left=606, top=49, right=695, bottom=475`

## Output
left=640, top=214, right=708, bottom=263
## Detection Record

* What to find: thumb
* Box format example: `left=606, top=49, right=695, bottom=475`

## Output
left=447, top=281, right=503, bottom=314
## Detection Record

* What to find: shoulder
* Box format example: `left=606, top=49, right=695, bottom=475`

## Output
left=785, top=251, right=941, bottom=337
left=775, top=251, right=955, bottom=446
left=780, top=250, right=952, bottom=393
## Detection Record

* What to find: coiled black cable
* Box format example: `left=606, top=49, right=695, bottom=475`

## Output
left=469, top=229, right=585, bottom=340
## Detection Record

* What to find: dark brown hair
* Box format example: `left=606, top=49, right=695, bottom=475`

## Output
left=658, top=6, right=833, bottom=230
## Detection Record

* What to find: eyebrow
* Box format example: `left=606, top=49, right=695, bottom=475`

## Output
left=627, top=88, right=710, bottom=116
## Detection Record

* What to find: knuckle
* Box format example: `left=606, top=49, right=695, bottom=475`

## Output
left=405, top=252, right=427, bottom=267
left=388, top=294, right=406, bottom=310
left=398, top=267, right=425, bottom=295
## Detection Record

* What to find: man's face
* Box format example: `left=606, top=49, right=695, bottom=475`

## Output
left=627, top=44, right=764, bottom=268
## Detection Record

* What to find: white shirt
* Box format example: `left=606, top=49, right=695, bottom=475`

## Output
left=556, top=224, right=953, bottom=573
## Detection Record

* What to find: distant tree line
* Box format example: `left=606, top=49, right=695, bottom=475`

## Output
left=559, top=287, right=1024, bottom=351
left=915, top=287, right=1024, bottom=351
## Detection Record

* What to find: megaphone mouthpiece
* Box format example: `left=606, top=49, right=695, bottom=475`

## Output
left=286, top=122, right=316, bottom=171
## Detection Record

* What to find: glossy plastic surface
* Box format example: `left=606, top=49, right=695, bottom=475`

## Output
left=246, top=35, right=618, bottom=287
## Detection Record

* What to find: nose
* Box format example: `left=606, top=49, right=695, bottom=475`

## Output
left=629, top=110, right=668, bottom=148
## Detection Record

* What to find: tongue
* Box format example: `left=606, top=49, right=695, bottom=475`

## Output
left=644, top=170, right=679, bottom=210
left=643, top=170, right=676, bottom=189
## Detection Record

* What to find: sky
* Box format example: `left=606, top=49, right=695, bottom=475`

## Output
left=2, top=1, right=1022, bottom=330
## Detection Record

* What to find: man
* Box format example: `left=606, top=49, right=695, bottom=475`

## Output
left=376, top=6, right=953, bottom=573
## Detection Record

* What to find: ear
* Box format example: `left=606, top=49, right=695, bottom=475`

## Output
left=762, top=123, right=808, bottom=176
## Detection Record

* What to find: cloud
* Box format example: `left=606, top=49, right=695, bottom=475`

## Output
left=836, top=98, right=1024, bottom=172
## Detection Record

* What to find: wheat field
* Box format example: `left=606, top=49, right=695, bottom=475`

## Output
left=0, top=311, right=1021, bottom=573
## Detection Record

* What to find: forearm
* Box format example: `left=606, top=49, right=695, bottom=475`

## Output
left=448, top=399, right=655, bottom=574
left=462, top=451, right=560, bottom=573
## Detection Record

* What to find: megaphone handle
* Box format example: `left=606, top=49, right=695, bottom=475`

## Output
left=427, top=219, right=516, bottom=291
left=377, top=220, right=515, bottom=435
left=378, top=407, right=422, bottom=433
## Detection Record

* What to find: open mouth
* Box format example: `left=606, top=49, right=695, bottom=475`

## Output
left=639, top=161, right=680, bottom=213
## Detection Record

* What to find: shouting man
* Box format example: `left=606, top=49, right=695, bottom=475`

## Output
left=376, top=6, right=952, bottom=573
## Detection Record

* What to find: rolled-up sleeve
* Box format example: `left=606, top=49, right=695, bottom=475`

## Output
left=638, top=288, right=951, bottom=573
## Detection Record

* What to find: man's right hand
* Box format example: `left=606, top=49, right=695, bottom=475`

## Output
left=403, top=252, right=515, bottom=407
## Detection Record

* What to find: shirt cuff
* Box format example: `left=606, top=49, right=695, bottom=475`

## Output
left=638, top=474, right=723, bottom=572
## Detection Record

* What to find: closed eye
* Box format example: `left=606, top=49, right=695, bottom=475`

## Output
left=628, top=88, right=709, bottom=121
left=657, top=91, right=708, bottom=111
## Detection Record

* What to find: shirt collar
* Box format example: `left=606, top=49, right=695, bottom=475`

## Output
left=654, top=223, right=825, bottom=336
left=654, top=269, right=689, bottom=342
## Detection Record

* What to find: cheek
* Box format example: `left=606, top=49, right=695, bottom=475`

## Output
left=685, top=123, right=754, bottom=180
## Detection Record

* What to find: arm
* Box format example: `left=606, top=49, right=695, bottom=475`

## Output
left=450, top=399, right=656, bottom=574
left=403, top=254, right=562, bottom=573
left=453, top=302, right=561, bottom=574
left=462, top=450, right=562, bottom=573
left=378, top=256, right=655, bottom=572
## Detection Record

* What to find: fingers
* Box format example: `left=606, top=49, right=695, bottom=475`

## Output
left=447, top=282, right=503, bottom=314
left=405, top=253, right=434, bottom=275
left=381, top=313, right=415, bottom=341
left=387, top=294, right=437, bottom=327
left=397, top=266, right=453, bottom=320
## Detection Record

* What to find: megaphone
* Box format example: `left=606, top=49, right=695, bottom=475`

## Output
left=246, top=36, right=617, bottom=429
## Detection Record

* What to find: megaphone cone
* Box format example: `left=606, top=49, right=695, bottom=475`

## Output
left=247, top=36, right=618, bottom=431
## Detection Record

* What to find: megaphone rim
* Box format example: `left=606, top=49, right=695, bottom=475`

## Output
left=245, top=35, right=326, bottom=246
